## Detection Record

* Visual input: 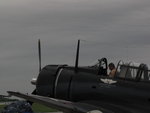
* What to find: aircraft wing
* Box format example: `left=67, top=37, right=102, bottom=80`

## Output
left=7, top=91, right=112, bottom=113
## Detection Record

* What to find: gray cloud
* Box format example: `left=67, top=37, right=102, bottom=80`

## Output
left=0, top=0, right=150, bottom=94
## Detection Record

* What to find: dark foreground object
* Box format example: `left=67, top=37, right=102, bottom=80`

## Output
left=1, top=101, right=33, bottom=113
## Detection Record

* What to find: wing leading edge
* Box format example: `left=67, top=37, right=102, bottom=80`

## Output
left=7, top=91, right=111, bottom=113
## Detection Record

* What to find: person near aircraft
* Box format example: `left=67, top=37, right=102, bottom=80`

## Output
left=108, top=62, right=117, bottom=78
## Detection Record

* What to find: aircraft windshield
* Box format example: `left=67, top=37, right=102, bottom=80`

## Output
left=89, top=60, right=99, bottom=67
left=89, top=58, right=107, bottom=69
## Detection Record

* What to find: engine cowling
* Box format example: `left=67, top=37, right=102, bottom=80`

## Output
left=36, top=65, right=100, bottom=101
left=36, top=65, right=59, bottom=97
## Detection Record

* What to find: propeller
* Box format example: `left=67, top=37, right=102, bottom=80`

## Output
left=38, top=39, right=42, bottom=72
left=75, top=40, right=80, bottom=73
left=31, top=39, right=42, bottom=95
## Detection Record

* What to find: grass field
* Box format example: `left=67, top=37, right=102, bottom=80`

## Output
left=0, top=103, right=58, bottom=112
left=32, top=103, right=57, bottom=112
left=0, top=105, right=5, bottom=111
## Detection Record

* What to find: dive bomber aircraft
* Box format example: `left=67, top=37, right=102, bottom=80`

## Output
left=8, top=40, right=150, bottom=113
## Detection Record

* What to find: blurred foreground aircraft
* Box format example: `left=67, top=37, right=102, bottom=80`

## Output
left=8, top=40, right=150, bottom=113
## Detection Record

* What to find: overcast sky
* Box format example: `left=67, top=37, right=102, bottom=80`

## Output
left=0, top=0, right=150, bottom=95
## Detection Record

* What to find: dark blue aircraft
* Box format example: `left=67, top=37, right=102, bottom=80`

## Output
left=8, top=40, right=150, bottom=113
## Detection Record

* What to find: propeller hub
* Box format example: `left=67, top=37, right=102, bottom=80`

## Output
left=31, top=78, right=37, bottom=85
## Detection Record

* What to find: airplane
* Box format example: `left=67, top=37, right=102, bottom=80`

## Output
left=7, top=40, right=150, bottom=113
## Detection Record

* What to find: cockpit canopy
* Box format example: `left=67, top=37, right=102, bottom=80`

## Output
left=89, top=58, right=150, bottom=82
left=116, top=61, right=150, bottom=81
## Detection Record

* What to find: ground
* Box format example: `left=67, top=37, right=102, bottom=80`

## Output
left=0, top=103, right=58, bottom=112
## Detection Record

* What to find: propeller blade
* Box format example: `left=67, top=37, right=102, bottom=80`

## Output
left=38, top=39, right=41, bottom=72
left=75, top=40, right=80, bottom=73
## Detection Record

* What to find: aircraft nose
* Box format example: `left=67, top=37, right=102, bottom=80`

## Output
left=31, top=78, right=37, bottom=85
